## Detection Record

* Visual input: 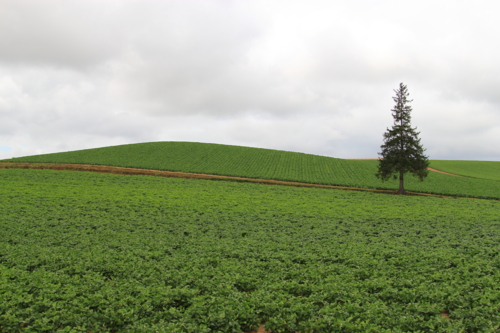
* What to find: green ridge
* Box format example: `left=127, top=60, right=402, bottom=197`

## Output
left=430, top=160, right=500, bottom=181
left=2, top=141, right=500, bottom=199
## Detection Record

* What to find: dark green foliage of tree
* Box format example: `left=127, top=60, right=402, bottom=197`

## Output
left=376, top=83, right=429, bottom=194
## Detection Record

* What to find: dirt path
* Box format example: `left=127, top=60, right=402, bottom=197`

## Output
left=0, top=162, right=467, bottom=199
left=427, top=167, right=461, bottom=177
left=346, top=159, right=462, bottom=177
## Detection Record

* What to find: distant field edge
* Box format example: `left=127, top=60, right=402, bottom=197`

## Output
left=1, top=162, right=496, bottom=200
left=429, top=160, right=500, bottom=181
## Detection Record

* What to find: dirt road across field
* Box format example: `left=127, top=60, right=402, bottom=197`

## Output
left=0, top=162, right=464, bottom=198
left=427, top=167, right=461, bottom=176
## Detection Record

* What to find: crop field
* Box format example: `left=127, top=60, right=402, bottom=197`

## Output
left=2, top=142, right=500, bottom=199
left=430, top=160, right=500, bottom=181
left=1, top=168, right=500, bottom=332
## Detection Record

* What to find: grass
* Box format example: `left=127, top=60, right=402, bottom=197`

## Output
left=2, top=141, right=499, bottom=199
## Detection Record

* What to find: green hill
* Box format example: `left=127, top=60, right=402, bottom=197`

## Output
left=430, top=160, right=500, bottom=181
left=2, top=141, right=353, bottom=183
left=2, top=141, right=499, bottom=199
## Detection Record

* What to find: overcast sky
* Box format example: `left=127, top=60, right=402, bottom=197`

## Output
left=1, top=0, right=499, bottom=161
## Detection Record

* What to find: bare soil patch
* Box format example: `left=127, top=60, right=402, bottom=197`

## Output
left=247, top=324, right=271, bottom=333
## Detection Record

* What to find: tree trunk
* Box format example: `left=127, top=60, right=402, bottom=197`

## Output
left=398, top=171, right=405, bottom=194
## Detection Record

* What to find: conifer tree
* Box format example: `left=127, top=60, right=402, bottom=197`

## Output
left=376, top=83, right=429, bottom=194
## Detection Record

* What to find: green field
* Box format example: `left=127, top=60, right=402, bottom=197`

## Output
left=2, top=141, right=500, bottom=199
left=1, top=168, right=500, bottom=332
left=430, top=160, right=500, bottom=181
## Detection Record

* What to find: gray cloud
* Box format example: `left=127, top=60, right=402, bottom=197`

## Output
left=0, top=1, right=129, bottom=69
left=0, top=0, right=499, bottom=161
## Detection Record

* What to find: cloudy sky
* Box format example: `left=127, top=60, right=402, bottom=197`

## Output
left=1, top=0, right=499, bottom=161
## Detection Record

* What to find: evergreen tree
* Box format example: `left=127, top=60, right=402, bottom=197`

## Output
left=376, top=83, right=429, bottom=194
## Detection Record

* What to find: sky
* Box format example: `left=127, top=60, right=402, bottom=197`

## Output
left=1, top=0, right=499, bottom=161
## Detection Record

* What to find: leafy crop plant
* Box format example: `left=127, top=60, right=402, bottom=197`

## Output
left=1, top=168, right=500, bottom=331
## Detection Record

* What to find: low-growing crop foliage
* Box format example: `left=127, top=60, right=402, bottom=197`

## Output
left=430, top=160, right=500, bottom=181
left=2, top=142, right=500, bottom=199
left=1, top=169, right=500, bottom=332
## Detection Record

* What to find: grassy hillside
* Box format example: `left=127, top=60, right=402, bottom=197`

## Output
left=3, top=141, right=350, bottom=180
left=2, top=168, right=500, bottom=331
left=2, top=141, right=499, bottom=198
left=430, top=160, right=500, bottom=181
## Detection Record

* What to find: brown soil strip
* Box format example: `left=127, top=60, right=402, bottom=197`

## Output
left=427, top=167, right=461, bottom=177
left=0, top=162, right=476, bottom=199
left=0, top=162, right=394, bottom=193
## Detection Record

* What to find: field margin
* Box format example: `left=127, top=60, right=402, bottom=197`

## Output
left=0, top=162, right=487, bottom=200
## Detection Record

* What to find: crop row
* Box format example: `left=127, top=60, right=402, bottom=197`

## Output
left=3, top=142, right=500, bottom=199
left=430, top=160, right=500, bottom=181
left=1, top=169, right=500, bottom=332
